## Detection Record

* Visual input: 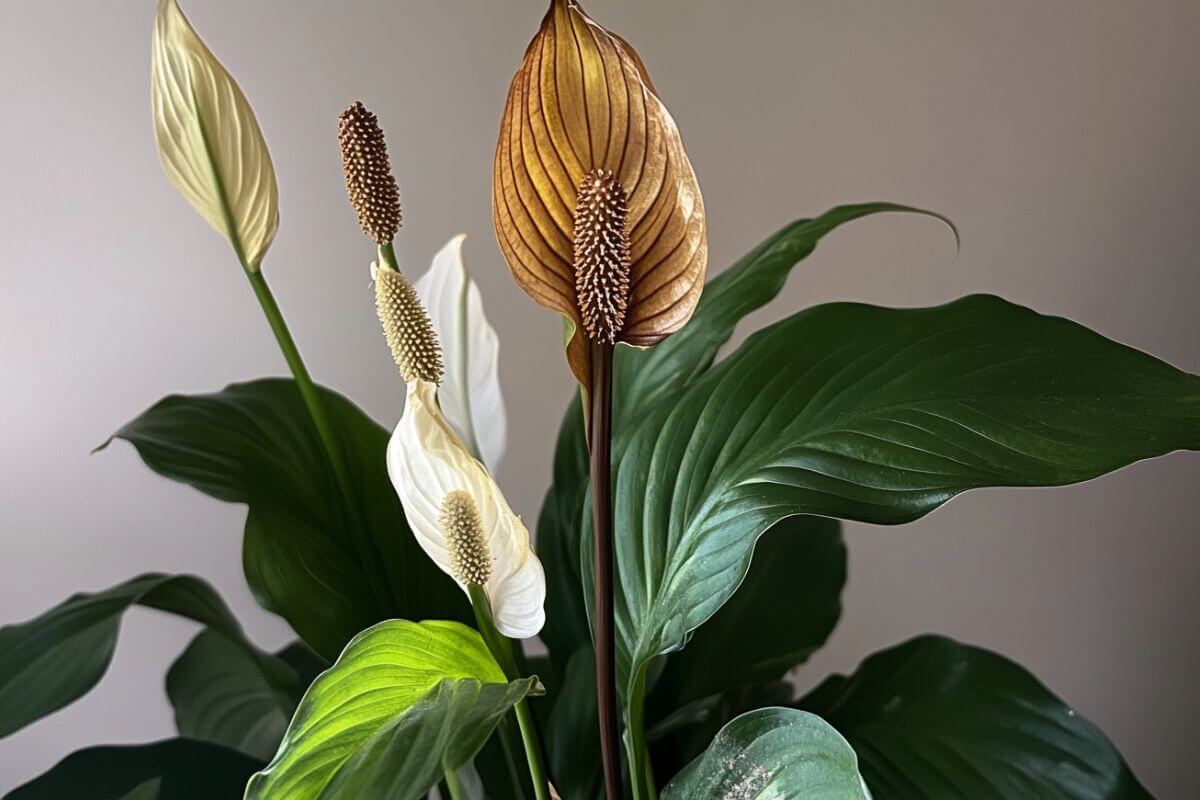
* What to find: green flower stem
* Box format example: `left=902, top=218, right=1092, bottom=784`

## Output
left=378, top=241, right=401, bottom=271
left=626, top=669, right=657, bottom=800
left=468, top=585, right=550, bottom=800
left=442, top=768, right=466, bottom=800
left=243, top=266, right=389, bottom=604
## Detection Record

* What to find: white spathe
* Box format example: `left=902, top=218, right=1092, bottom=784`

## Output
left=415, top=236, right=508, bottom=472
left=151, top=0, right=279, bottom=269
left=388, top=380, right=544, bottom=639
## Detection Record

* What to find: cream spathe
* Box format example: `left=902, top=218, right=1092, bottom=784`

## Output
left=151, top=0, right=278, bottom=270
left=386, top=379, right=545, bottom=639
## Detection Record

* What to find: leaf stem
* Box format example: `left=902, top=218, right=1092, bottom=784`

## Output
left=588, top=342, right=622, bottom=800
left=442, top=768, right=466, bottom=800
left=468, top=585, right=551, bottom=800
left=626, top=668, right=657, bottom=800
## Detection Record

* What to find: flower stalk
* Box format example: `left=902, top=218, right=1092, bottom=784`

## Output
left=469, top=584, right=551, bottom=800
left=588, top=342, right=621, bottom=800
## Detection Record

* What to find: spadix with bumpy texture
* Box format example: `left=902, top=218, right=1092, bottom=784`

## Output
left=494, top=0, right=707, bottom=388
left=441, top=491, right=493, bottom=586
left=373, top=263, right=443, bottom=384
left=388, top=381, right=545, bottom=639
left=574, top=170, right=632, bottom=344
left=339, top=102, right=402, bottom=245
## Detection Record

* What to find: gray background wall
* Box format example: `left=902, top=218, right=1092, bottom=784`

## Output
left=1, top=0, right=1197, bottom=795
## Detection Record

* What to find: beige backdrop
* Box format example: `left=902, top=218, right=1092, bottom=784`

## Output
left=1, top=0, right=1197, bottom=795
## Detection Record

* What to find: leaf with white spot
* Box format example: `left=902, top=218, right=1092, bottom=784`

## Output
left=662, top=708, right=868, bottom=800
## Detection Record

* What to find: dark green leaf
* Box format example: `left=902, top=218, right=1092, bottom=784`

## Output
left=652, top=515, right=845, bottom=711
left=613, top=204, right=956, bottom=432
left=0, top=574, right=247, bottom=739
left=105, top=379, right=469, bottom=659
left=798, top=636, right=1151, bottom=799
left=244, top=619, right=538, bottom=800
left=661, top=708, right=868, bottom=800
left=600, top=294, right=1200, bottom=711
left=539, top=206, right=941, bottom=670
left=166, top=630, right=301, bottom=761
left=543, top=648, right=601, bottom=800
left=649, top=682, right=795, bottom=784
left=535, top=398, right=591, bottom=678
left=3, top=738, right=262, bottom=800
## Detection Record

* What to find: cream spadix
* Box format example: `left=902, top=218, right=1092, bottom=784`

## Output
left=387, top=379, right=545, bottom=639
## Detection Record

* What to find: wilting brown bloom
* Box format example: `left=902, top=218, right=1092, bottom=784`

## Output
left=493, top=0, right=707, bottom=389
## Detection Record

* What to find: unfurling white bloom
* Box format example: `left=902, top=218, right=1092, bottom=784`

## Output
left=387, top=380, right=545, bottom=639
left=151, top=0, right=278, bottom=269
left=415, top=236, right=508, bottom=473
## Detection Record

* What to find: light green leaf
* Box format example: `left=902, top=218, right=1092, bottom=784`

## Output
left=151, top=0, right=278, bottom=269
left=799, top=636, right=1150, bottom=799
left=596, top=294, right=1200, bottom=770
left=661, top=708, right=868, bottom=800
left=3, top=738, right=262, bottom=800
left=166, top=630, right=301, bottom=761
left=104, top=379, right=468, bottom=660
left=245, top=620, right=539, bottom=800
left=0, top=574, right=248, bottom=739
left=538, top=206, right=951, bottom=671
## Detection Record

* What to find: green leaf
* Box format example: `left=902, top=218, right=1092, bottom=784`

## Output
left=244, top=619, right=539, bottom=800
left=652, top=515, right=845, bottom=711
left=104, top=379, right=469, bottom=659
left=602, top=294, right=1200, bottom=710
left=613, top=204, right=956, bottom=432
left=0, top=573, right=249, bottom=739
left=798, top=636, right=1151, bottom=799
left=3, top=738, right=263, bottom=800
left=166, top=630, right=303, bottom=761
left=539, top=206, right=943, bottom=670
left=661, top=708, right=868, bottom=800
left=535, top=397, right=591, bottom=676
left=543, top=648, right=601, bottom=800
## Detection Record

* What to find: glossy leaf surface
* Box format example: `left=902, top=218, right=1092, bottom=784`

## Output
left=245, top=620, right=538, bottom=800
left=0, top=573, right=247, bottom=739
left=651, top=515, right=845, bottom=715
left=661, top=708, right=868, bottom=800
left=106, top=379, right=468, bottom=659
left=599, top=294, right=1200, bottom=704
left=799, top=636, right=1151, bottom=799
left=537, top=206, right=949, bottom=670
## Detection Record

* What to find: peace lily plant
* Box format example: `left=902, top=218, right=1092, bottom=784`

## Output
left=2, top=0, right=1197, bottom=798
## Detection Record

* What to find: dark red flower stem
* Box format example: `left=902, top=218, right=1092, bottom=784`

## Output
left=589, top=341, right=621, bottom=800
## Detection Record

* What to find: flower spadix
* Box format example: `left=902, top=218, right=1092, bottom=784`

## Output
left=375, top=264, right=545, bottom=639
left=493, top=0, right=707, bottom=388
left=151, top=0, right=278, bottom=269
